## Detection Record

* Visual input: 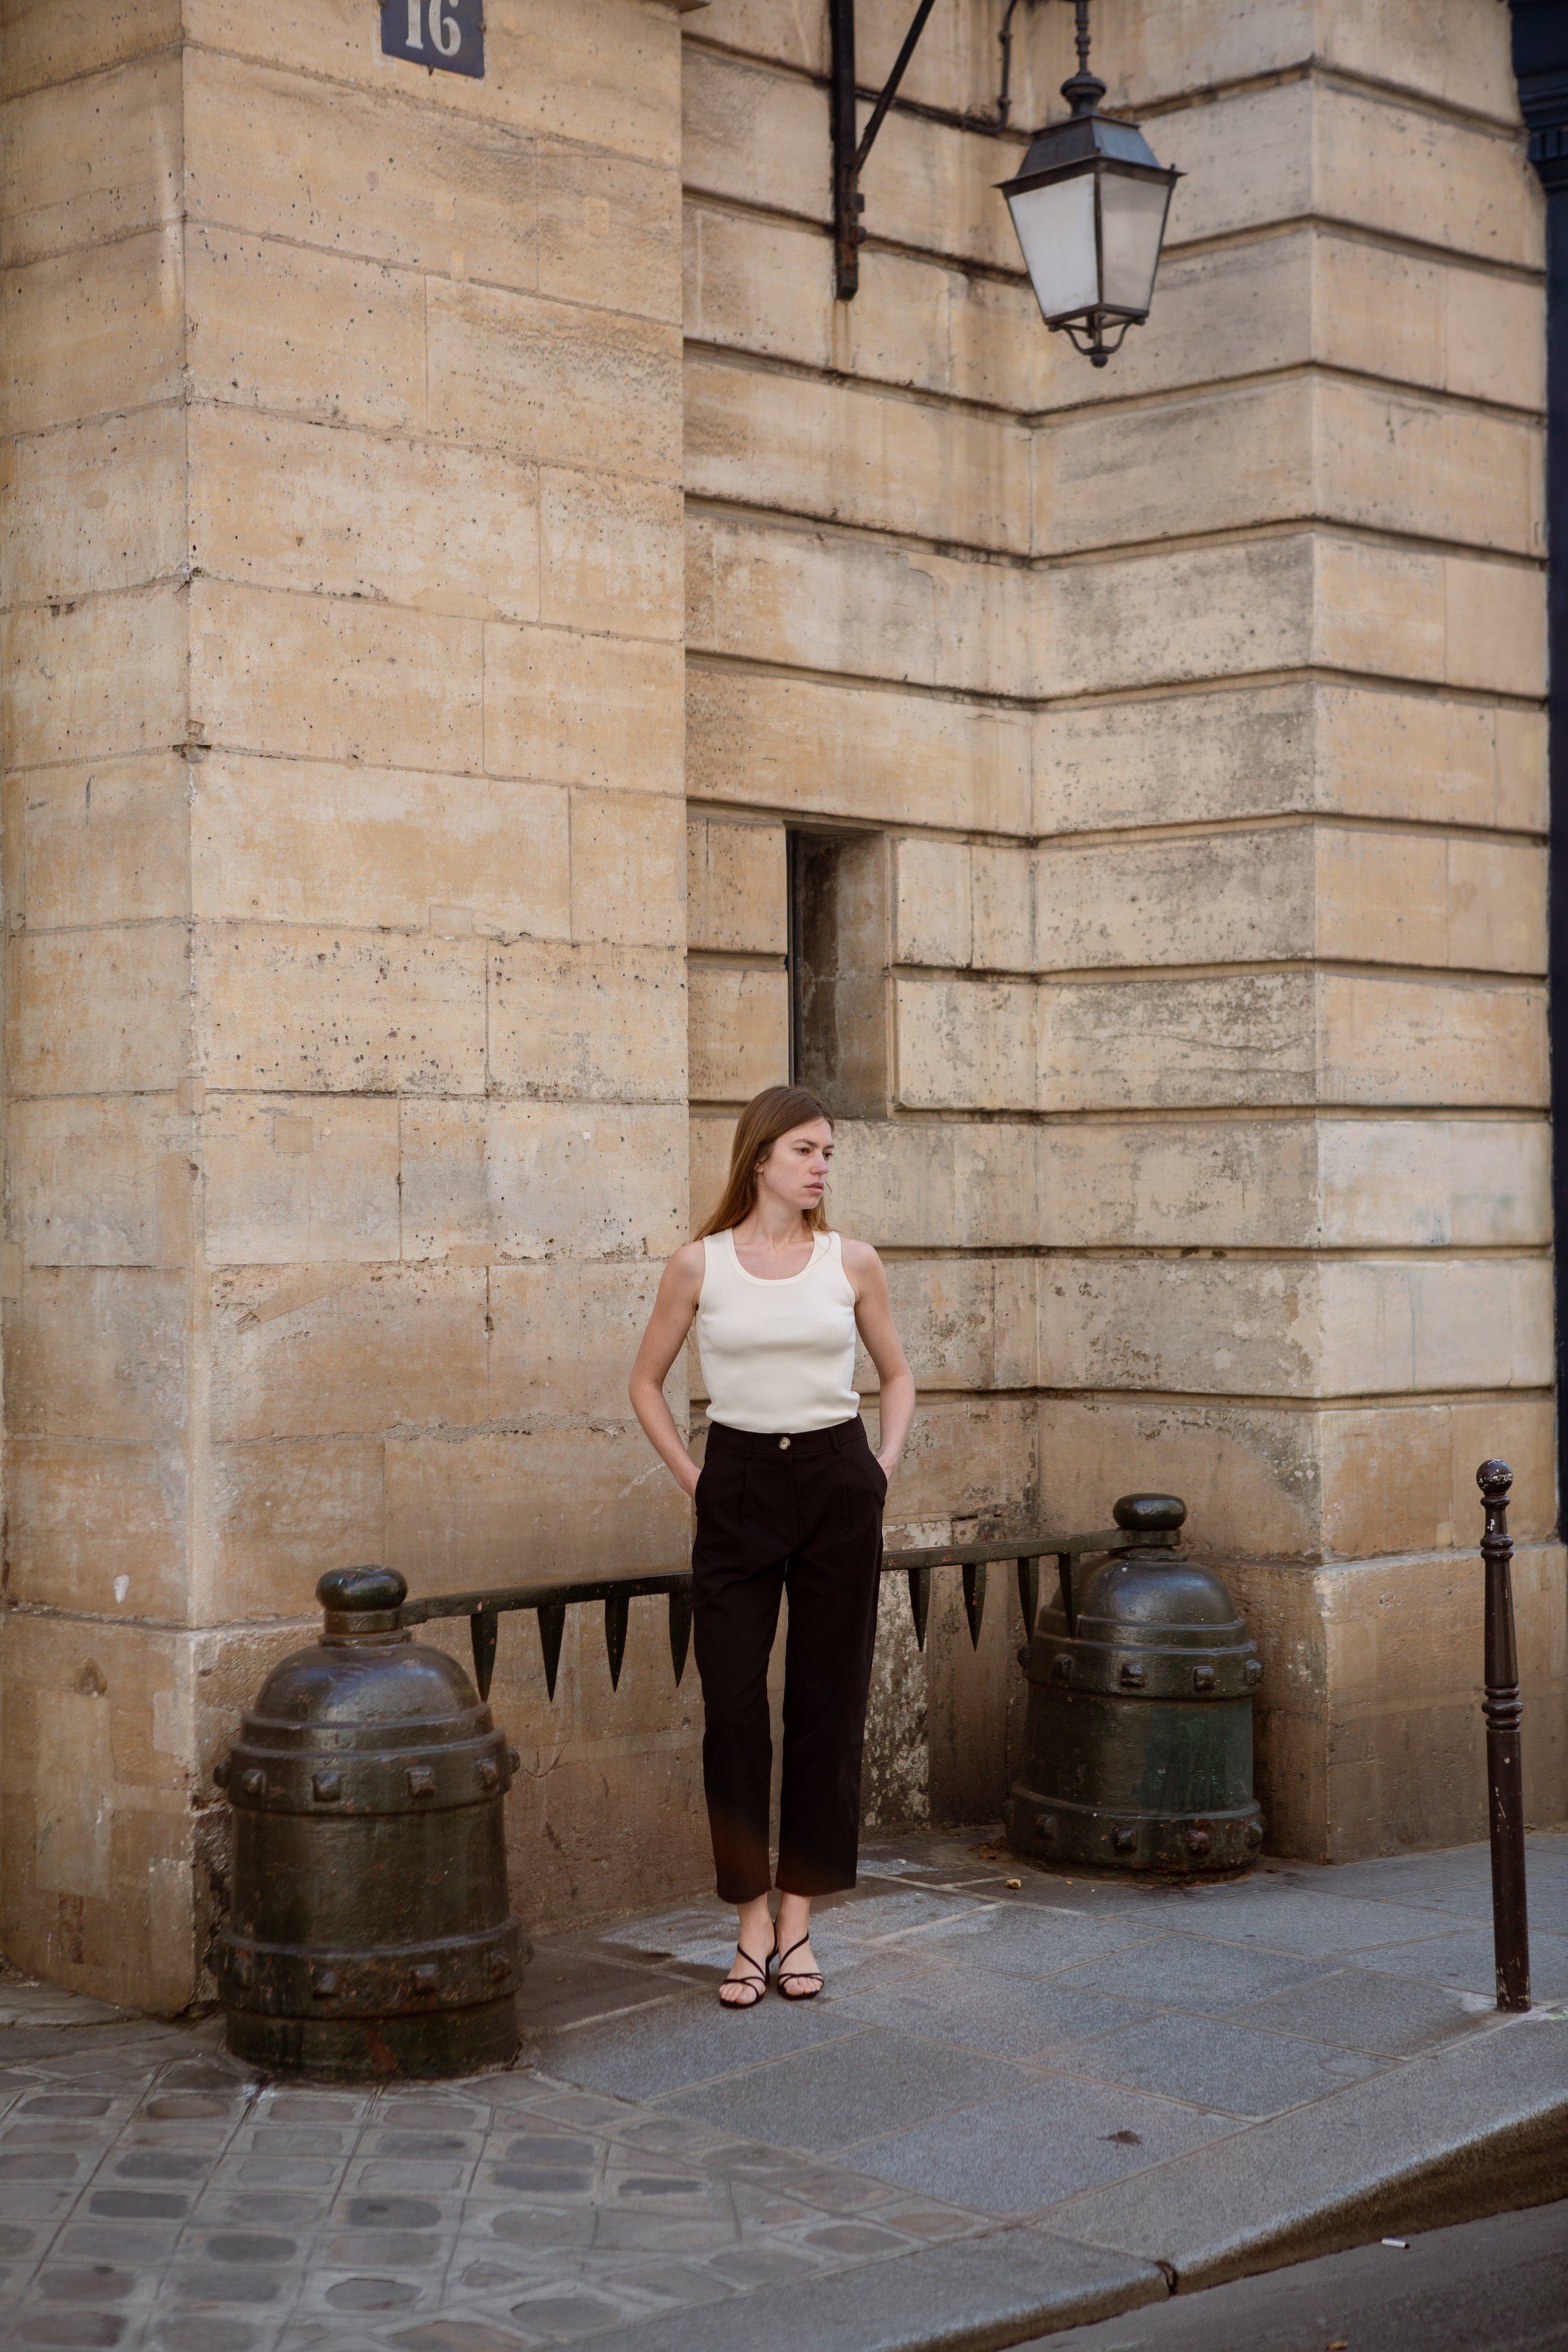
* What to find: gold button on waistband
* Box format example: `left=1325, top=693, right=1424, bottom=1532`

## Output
left=778, top=1436, right=792, bottom=1450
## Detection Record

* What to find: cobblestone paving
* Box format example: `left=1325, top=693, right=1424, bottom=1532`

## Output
left=2, top=1829, right=1564, bottom=2351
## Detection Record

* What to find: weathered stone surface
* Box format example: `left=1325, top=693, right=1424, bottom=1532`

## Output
left=186, top=224, right=426, bottom=431
left=5, top=1268, right=186, bottom=1442
left=385, top=1423, right=692, bottom=1589
left=1037, top=972, right=1545, bottom=1113
left=191, top=579, right=484, bottom=770
left=210, top=1263, right=488, bottom=1443
left=11, top=754, right=189, bottom=929
left=572, top=790, right=685, bottom=948
left=192, top=756, right=568, bottom=937
left=686, top=354, right=1031, bottom=552
left=1037, top=1252, right=1552, bottom=1400
left=1, top=228, right=183, bottom=435
left=1041, top=1116, right=1550, bottom=1252
left=689, top=667, right=1031, bottom=835
left=539, top=467, right=683, bottom=640
left=0, top=0, right=181, bottom=103
left=400, top=1100, right=687, bottom=1262
left=488, top=942, right=685, bottom=1102
left=213, top=1437, right=386, bottom=1620
left=687, top=817, right=787, bottom=955
left=894, top=976, right=1036, bottom=1111
left=187, top=408, right=543, bottom=621
left=1036, top=375, right=1542, bottom=559
left=4, top=587, right=187, bottom=767
left=5, top=1439, right=187, bottom=1619
left=1032, top=825, right=1545, bottom=975
left=1036, top=682, right=1547, bottom=839
left=489, top=1261, right=667, bottom=1418
left=484, top=625, right=684, bottom=790
left=202, top=1095, right=401, bottom=1265
left=184, top=46, right=538, bottom=288
left=426, top=278, right=682, bottom=483
left=10, top=1095, right=193, bottom=1267
left=687, top=961, right=789, bottom=1103
left=8, top=925, right=190, bottom=1096
left=196, top=925, right=487, bottom=1095
left=4, top=405, right=186, bottom=601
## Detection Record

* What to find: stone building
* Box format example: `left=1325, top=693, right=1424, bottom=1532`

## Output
left=1, top=0, right=1563, bottom=2013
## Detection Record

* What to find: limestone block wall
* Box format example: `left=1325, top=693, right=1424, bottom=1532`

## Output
left=682, top=0, right=1566, bottom=1856
left=0, top=0, right=703, bottom=2007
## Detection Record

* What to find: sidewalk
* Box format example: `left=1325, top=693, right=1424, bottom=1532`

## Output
left=2, top=1828, right=1565, bottom=2352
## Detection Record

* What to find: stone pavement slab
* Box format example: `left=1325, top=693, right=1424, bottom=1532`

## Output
left=1, top=1828, right=1565, bottom=2351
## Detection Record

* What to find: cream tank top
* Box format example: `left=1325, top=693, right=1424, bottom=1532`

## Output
left=695, top=1229, right=861, bottom=1435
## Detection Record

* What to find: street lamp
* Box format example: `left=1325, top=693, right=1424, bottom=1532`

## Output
left=998, top=0, right=1181, bottom=366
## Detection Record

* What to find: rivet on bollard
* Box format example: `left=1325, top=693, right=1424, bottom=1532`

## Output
left=1187, top=1828, right=1212, bottom=1858
left=241, top=1769, right=266, bottom=1799
left=1244, top=1821, right=1263, bottom=1848
left=507, top=1748, right=521, bottom=1773
left=312, top=1772, right=342, bottom=1803
left=1118, top=1661, right=1146, bottom=1688
left=310, top=1968, right=339, bottom=1998
left=1052, top=1655, right=1073, bottom=1685
left=1192, top=1665, right=1216, bottom=1692
left=1113, top=1827, right=1137, bottom=1853
left=487, top=1952, right=511, bottom=1982
left=411, top=1964, right=440, bottom=1996
left=1245, top=1659, right=1263, bottom=1687
left=1036, top=1816, right=1057, bottom=1846
left=406, top=1766, right=435, bottom=1798
left=213, top=1758, right=231, bottom=1788
left=475, top=1759, right=499, bottom=1792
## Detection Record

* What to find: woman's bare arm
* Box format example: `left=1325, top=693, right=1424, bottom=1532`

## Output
left=842, top=1239, right=916, bottom=1480
left=628, top=1241, right=707, bottom=1498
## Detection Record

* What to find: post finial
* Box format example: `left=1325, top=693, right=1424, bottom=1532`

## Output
left=1478, top=1459, right=1513, bottom=1500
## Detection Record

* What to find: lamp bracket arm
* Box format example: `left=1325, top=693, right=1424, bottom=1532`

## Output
left=852, top=0, right=941, bottom=174
left=831, top=0, right=941, bottom=298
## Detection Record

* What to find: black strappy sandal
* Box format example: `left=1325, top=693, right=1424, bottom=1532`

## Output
left=775, top=1935, right=824, bottom=2001
left=718, top=1943, right=773, bottom=2010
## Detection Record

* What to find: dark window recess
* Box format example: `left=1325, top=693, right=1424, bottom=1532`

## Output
left=788, top=831, right=890, bottom=1118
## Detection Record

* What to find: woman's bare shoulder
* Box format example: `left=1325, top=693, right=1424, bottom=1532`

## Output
left=837, top=1235, right=885, bottom=1281
left=661, top=1237, right=708, bottom=1293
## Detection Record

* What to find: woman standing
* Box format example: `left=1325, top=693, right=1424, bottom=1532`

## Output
left=629, top=1085, right=916, bottom=2008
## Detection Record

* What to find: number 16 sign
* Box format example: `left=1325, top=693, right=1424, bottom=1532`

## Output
left=381, top=0, right=484, bottom=78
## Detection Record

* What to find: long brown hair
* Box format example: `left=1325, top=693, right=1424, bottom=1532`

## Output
left=694, top=1085, right=835, bottom=1240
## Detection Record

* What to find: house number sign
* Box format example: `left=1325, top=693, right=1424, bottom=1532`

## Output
left=381, top=0, right=484, bottom=78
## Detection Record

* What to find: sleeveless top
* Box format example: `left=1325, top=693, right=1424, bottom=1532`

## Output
left=695, top=1229, right=861, bottom=1434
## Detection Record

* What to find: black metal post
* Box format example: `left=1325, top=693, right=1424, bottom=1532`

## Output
left=830, top=0, right=942, bottom=300
left=829, top=0, right=861, bottom=299
left=1478, top=1459, right=1531, bottom=2011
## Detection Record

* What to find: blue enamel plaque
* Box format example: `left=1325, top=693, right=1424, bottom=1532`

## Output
left=381, top=0, right=484, bottom=78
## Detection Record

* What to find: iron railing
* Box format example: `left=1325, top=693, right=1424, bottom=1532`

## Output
left=396, top=1522, right=1180, bottom=1703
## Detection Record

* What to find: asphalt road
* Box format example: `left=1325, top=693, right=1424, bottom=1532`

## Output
left=1029, top=2198, right=1568, bottom=2351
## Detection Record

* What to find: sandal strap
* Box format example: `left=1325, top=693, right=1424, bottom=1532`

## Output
left=776, top=1934, right=823, bottom=1986
left=719, top=1941, right=771, bottom=2001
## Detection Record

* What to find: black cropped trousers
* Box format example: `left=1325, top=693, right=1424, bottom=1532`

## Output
left=691, top=1416, right=885, bottom=1904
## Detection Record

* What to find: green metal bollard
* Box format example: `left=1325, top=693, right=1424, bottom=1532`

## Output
left=1004, top=1495, right=1264, bottom=1873
left=214, top=1567, right=529, bottom=2079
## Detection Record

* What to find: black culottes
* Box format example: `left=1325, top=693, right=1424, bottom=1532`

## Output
left=691, top=1416, right=884, bottom=1902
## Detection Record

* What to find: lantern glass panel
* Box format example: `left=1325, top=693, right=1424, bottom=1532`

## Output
left=1099, top=169, right=1172, bottom=316
left=1005, top=171, right=1098, bottom=324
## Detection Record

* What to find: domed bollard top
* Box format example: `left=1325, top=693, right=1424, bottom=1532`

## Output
left=215, top=1567, right=527, bottom=2079
left=1004, top=1495, right=1264, bottom=1873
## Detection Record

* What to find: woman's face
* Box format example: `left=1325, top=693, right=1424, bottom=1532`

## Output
left=756, top=1120, right=834, bottom=1216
